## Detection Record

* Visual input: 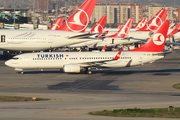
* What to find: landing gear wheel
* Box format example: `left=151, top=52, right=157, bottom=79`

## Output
left=85, top=68, right=92, bottom=75
left=21, top=71, right=24, bottom=75
left=87, top=70, right=92, bottom=75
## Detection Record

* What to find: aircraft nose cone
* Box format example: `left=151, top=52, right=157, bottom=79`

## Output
left=5, top=60, right=11, bottom=66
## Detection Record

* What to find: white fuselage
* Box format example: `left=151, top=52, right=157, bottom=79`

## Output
left=85, top=28, right=180, bottom=47
left=5, top=51, right=164, bottom=72
left=0, top=29, right=95, bottom=51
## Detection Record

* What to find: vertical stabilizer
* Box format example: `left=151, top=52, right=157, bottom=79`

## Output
left=108, top=18, right=133, bottom=38
left=136, top=10, right=168, bottom=31
left=49, top=18, right=64, bottom=30
left=129, top=21, right=170, bottom=52
left=89, top=16, right=107, bottom=33
left=57, top=0, right=97, bottom=32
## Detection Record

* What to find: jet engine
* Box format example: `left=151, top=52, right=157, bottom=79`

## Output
left=63, top=64, right=81, bottom=73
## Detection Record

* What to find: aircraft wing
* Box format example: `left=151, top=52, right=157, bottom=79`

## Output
left=152, top=51, right=172, bottom=56
left=79, top=49, right=122, bottom=67
left=165, top=42, right=180, bottom=45
left=68, top=33, right=97, bottom=39
left=123, top=37, right=148, bottom=41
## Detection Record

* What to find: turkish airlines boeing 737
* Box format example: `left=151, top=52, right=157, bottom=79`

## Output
left=5, top=21, right=170, bottom=74
left=0, top=0, right=97, bottom=51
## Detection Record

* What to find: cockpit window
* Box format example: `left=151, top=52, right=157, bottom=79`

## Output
left=12, top=57, right=19, bottom=60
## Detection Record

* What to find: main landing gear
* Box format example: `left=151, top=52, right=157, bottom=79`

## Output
left=21, top=71, right=24, bottom=75
left=85, top=68, right=92, bottom=75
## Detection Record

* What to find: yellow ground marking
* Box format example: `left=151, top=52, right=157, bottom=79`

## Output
left=138, top=83, right=149, bottom=88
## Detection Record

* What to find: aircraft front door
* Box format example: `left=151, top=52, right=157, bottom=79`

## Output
left=24, top=55, right=29, bottom=63
left=1, top=35, right=6, bottom=43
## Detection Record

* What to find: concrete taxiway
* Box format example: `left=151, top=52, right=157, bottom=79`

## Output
left=0, top=50, right=180, bottom=120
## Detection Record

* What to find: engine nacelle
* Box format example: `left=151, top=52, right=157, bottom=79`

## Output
left=63, top=64, right=81, bottom=73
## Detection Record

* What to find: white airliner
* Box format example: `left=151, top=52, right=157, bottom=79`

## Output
left=0, top=0, right=98, bottom=51
left=5, top=21, right=170, bottom=74
left=73, top=18, right=133, bottom=48
left=95, top=18, right=133, bottom=47
left=95, top=9, right=180, bottom=46
left=83, top=9, right=171, bottom=46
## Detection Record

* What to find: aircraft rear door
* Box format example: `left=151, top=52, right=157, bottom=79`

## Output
left=48, top=35, right=53, bottom=43
left=139, top=53, right=143, bottom=63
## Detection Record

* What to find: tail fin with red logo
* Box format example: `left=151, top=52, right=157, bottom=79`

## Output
left=134, top=18, right=145, bottom=29
left=168, top=22, right=180, bottom=37
left=117, top=25, right=122, bottom=28
left=108, top=18, right=133, bottom=38
left=49, top=18, right=64, bottom=30
left=89, top=16, right=107, bottom=33
left=57, top=0, right=97, bottom=32
left=142, top=18, right=147, bottom=27
left=129, top=21, right=170, bottom=52
left=136, top=9, right=168, bottom=31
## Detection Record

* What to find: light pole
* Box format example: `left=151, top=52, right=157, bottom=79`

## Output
left=72, top=0, right=77, bottom=13
left=33, top=0, right=35, bottom=29
left=65, top=0, right=68, bottom=21
left=14, top=0, right=15, bottom=29
left=47, top=0, right=49, bottom=29
left=55, top=0, right=58, bottom=20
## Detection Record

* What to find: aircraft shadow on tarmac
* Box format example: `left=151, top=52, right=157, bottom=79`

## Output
left=18, top=68, right=180, bottom=75
left=47, top=80, right=120, bottom=91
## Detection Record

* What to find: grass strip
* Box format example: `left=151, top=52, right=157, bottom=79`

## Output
left=89, top=107, right=180, bottom=118
left=0, top=96, right=50, bottom=102
left=172, top=83, right=180, bottom=89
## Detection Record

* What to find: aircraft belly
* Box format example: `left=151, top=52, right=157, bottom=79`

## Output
left=21, top=61, right=63, bottom=69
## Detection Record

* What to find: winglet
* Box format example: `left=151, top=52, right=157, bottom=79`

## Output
left=57, top=0, right=97, bottom=32
left=49, top=18, right=64, bottom=30
left=113, top=49, right=122, bottom=60
left=89, top=16, right=107, bottom=33
left=168, top=22, right=180, bottom=37
left=136, top=9, right=168, bottom=31
left=108, top=18, right=133, bottom=38
left=101, top=45, right=107, bottom=52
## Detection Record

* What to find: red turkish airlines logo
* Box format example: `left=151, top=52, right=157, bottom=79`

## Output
left=51, top=19, right=62, bottom=30
left=51, top=24, right=60, bottom=30
left=118, top=19, right=131, bottom=37
left=147, top=15, right=163, bottom=31
left=91, top=24, right=103, bottom=33
left=152, top=33, right=165, bottom=45
left=137, top=20, right=144, bottom=28
left=66, top=9, right=89, bottom=32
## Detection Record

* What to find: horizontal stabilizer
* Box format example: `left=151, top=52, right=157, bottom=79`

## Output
left=127, top=37, right=180, bottom=45
left=152, top=52, right=172, bottom=56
